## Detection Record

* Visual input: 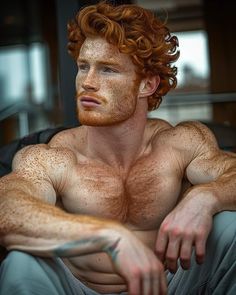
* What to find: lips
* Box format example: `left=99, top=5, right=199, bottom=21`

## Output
left=79, top=96, right=101, bottom=107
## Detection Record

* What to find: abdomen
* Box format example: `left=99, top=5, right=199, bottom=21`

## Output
left=63, top=228, right=158, bottom=293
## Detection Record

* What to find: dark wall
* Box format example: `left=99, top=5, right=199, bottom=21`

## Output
left=56, top=0, right=79, bottom=126
left=203, top=0, right=236, bottom=126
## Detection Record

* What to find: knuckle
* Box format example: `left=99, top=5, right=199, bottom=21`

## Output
left=166, top=254, right=177, bottom=262
left=160, top=221, right=170, bottom=233
left=180, top=251, right=190, bottom=260
left=151, top=263, right=161, bottom=273
left=183, top=230, right=193, bottom=239
left=155, top=248, right=164, bottom=256
left=159, top=227, right=168, bottom=236
left=180, top=256, right=190, bottom=263
left=131, top=267, right=141, bottom=278
left=196, top=251, right=205, bottom=259
left=172, top=227, right=181, bottom=237
left=142, top=266, right=151, bottom=274
left=169, top=227, right=183, bottom=239
left=157, top=262, right=165, bottom=273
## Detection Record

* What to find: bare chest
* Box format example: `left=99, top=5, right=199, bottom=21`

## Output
left=60, top=156, right=183, bottom=229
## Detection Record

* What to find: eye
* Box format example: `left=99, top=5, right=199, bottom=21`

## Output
left=102, top=66, right=118, bottom=73
left=78, top=63, right=89, bottom=72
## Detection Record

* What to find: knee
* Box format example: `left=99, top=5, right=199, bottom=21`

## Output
left=2, top=250, right=34, bottom=266
left=0, top=251, right=37, bottom=280
left=4, top=249, right=31, bottom=260
left=1, top=250, right=33, bottom=269
left=0, top=251, right=34, bottom=294
left=0, top=251, right=56, bottom=295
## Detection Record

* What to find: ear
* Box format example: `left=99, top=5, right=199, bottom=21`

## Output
left=138, top=75, right=160, bottom=98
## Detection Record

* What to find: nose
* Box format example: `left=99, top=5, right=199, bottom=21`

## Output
left=81, top=69, right=99, bottom=92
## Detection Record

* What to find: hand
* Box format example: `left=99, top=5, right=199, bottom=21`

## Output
left=155, top=197, right=213, bottom=273
left=105, top=229, right=167, bottom=295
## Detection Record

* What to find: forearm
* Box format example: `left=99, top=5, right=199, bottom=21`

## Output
left=0, top=187, right=123, bottom=258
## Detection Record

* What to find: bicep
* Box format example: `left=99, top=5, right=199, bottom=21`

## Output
left=186, top=149, right=223, bottom=185
left=0, top=171, right=57, bottom=205
left=9, top=145, right=58, bottom=205
left=177, top=121, right=224, bottom=185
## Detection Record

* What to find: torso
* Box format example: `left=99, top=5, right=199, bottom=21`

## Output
left=49, top=119, right=191, bottom=293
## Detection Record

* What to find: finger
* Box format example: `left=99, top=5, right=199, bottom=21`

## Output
left=129, top=275, right=141, bottom=295
left=152, top=276, right=160, bottom=295
left=159, top=271, right=167, bottom=295
left=179, top=238, right=193, bottom=270
left=155, top=230, right=168, bottom=262
left=195, top=237, right=206, bottom=265
left=142, top=275, right=151, bottom=295
left=165, top=237, right=181, bottom=273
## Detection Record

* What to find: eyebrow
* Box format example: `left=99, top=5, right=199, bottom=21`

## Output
left=77, top=58, right=121, bottom=67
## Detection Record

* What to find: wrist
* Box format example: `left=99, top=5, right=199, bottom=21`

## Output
left=98, top=222, right=127, bottom=256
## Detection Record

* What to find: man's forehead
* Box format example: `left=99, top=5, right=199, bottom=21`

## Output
left=80, top=37, right=117, bottom=54
left=78, top=37, right=133, bottom=65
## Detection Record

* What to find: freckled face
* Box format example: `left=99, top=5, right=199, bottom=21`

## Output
left=75, top=37, right=141, bottom=126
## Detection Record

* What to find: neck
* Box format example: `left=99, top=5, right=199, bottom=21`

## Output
left=85, top=100, right=148, bottom=172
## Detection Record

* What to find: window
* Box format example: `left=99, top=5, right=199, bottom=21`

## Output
left=0, top=43, right=52, bottom=140
left=0, top=43, right=49, bottom=109
left=149, top=30, right=213, bottom=124
left=173, top=30, right=210, bottom=93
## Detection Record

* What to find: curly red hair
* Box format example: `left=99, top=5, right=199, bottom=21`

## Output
left=67, top=1, right=179, bottom=111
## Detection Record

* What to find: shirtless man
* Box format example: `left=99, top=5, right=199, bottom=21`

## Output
left=0, top=2, right=236, bottom=295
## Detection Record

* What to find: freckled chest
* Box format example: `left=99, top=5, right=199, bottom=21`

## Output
left=60, top=151, right=182, bottom=229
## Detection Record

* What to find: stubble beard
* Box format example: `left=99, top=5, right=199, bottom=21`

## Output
left=77, top=98, right=137, bottom=127
left=77, top=77, right=141, bottom=127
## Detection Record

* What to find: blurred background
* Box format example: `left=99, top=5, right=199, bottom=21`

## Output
left=0, top=0, right=236, bottom=147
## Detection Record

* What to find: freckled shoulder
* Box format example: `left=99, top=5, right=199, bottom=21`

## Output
left=11, top=143, right=78, bottom=203
left=149, top=120, right=220, bottom=167
left=174, top=121, right=219, bottom=147
left=49, top=126, right=87, bottom=154
left=146, top=118, right=173, bottom=138
left=147, top=118, right=172, bottom=129
left=150, top=120, right=218, bottom=147
left=146, top=118, right=173, bottom=146
left=13, top=143, right=77, bottom=172
left=165, top=120, right=220, bottom=164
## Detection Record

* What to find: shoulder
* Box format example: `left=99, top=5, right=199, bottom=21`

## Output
left=175, top=121, right=218, bottom=143
left=13, top=125, right=87, bottom=170
left=12, top=142, right=77, bottom=176
left=147, top=118, right=173, bottom=138
left=151, top=119, right=220, bottom=161
left=171, top=121, right=221, bottom=170
left=12, top=126, right=87, bottom=178
left=49, top=125, right=87, bottom=153
left=12, top=142, right=78, bottom=196
left=152, top=120, right=218, bottom=146
left=172, top=121, right=219, bottom=156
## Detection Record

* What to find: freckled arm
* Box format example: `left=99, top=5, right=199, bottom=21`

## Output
left=0, top=162, right=167, bottom=295
left=0, top=173, right=124, bottom=257
left=184, top=123, right=236, bottom=213
left=0, top=145, right=123, bottom=258
left=156, top=121, right=236, bottom=273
